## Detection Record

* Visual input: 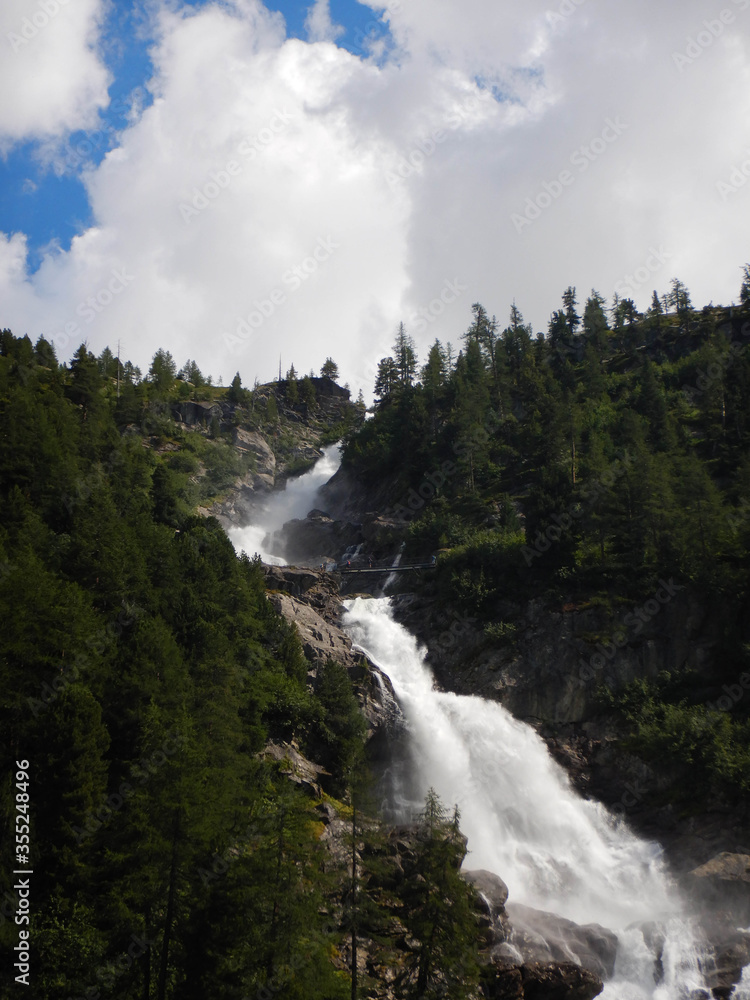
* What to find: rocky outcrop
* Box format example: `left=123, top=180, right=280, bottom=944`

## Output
left=262, top=567, right=401, bottom=748
left=261, top=741, right=329, bottom=797
left=391, top=589, right=716, bottom=726
left=279, top=509, right=364, bottom=565
left=506, top=904, right=617, bottom=981
left=484, top=962, right=603, bottom=1000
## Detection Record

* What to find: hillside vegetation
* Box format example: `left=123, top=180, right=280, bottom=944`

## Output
left=342, top=272, right=750, bottom=808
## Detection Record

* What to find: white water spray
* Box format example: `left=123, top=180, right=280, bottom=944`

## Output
left=227, top=443, right=341, bottom=564
left=343, top=596, right=711, bottom=998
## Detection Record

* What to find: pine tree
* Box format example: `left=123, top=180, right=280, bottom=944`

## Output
left=227, top=371, right=244, bottom=404
left=402, top=790, right=480, bottom=999
left=374, top=356, right=399, bottom=403
left=582, top=290, right=609, bottom=350
left=149, top=349, right=177, bottom=392
left=393, top=323, right=417, bottom=388
left=321, top=357, right=340, bottom=380
left=286, top=365, right=299, bottom=404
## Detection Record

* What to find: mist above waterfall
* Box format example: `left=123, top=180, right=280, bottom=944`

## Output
left=227, top=443, right=342, bottom=564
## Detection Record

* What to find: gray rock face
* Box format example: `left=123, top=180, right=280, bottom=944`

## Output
left=391, top=589, right=716, bottom=726
left=232, top=428, right=276, bottom=476
left=261, top=741, right=328, bottom=797
left=268, top=590, right=359, bottom=671
left=263, top=569, right=401, bottom=747
left=506, top=903, right=618, bottom=981
left=483, top=962, right=603, bottom=1000
left=279, top=509, right=363, bottom=566
left=682, top=852, right=750, bottom=925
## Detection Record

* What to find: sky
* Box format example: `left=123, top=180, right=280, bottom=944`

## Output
left=1, top=0, right=749, bottom=395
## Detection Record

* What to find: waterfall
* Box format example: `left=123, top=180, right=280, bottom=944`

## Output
left=227, top=443, right=341, bottom=564
left=342, top=596, right=715, bottom=999
left=382, top=540, right=406, bottom=591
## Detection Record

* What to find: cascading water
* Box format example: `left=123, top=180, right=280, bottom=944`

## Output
left=342, top=596, right=717, bottom=999
left=227, top=443, right=341, bottom=564
left=383, top=540, right=406, bottom=591
left=221, top=456, right=747, bottom=996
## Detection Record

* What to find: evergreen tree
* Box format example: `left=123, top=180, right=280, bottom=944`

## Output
left=149, top=349, right=177, bottom=392
left=227, top=371, right=244, bottom=405
left=393, top=323, right=418, bottom=388
left=300, top=375, right=317, bottom=409
left=321, top=357, right=340, bottom=380
left=401, top=790, right=480, bottom=999
left=286, top=364, right=299, bottom=404
left=562, top=286, right=580, bottom=337
left=374, top=356, right=399, bottom=403
left=740, top=264, right=750, bottom=311
left=582, top=290, right=609, bottom=349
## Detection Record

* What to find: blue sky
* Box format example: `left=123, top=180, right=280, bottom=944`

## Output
left=0, top=1, right=391, bottom=271
left=0, top=0, right=748, bottom=390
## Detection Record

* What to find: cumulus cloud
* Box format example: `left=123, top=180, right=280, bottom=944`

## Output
left=1, top=0, right=750, bottom=397
left=0, top=0, right=110, bottom=149
left=304, top=0, right=344, bottom=44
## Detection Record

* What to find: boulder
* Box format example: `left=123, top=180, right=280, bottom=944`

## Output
left=464, top=869, right=512, bottom=943
left=483, top=963, right=603, bottom=1000
left=521, top=962, right=604, bottom=1000
left=263, top=565, right=320, bottom=596
left=506, top=903, right=617, bottom=980
left=464, top=869, right=510, bottom=911
left=682, top=853, right=750, bottom=924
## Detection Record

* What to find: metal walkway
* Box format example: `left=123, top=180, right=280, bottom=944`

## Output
left=337, top=562, right=435, bottom=575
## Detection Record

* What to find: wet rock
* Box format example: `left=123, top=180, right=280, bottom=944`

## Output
left=520, top=962, right=603, bottom=1000
left=506, top=903, right=618, bottom=980
left=483, top=962, right=603, bottom=1000
left=682, top=853, right=750, bottom=924
left=464, top=869, right=512, bottom=943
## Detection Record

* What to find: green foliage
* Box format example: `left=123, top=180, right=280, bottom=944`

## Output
left=399, top=790, right=481, bottom=999
left=0, top=331, right=367, bottom=998
left=602, top=673, right=750, bottom=806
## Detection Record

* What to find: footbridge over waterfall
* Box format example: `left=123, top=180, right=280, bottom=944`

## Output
left=336, top=558, right=436, bottom=576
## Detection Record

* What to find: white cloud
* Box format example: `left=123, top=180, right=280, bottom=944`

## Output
left=0, top=0, right=110, bottom=149
left=1, top=0, right=750, bottom=399
left=305, top=0, right=344, bottom=44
